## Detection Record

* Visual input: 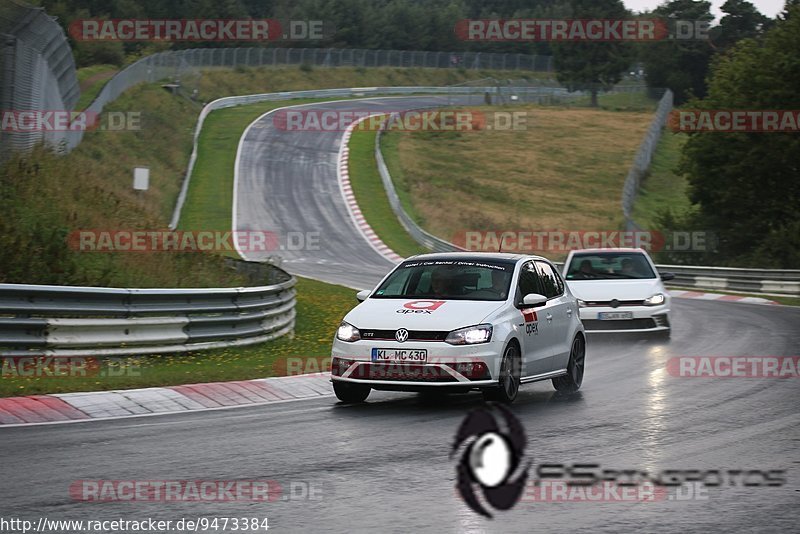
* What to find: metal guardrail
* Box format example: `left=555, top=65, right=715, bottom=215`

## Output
left=0, top=265, right=297, bottom=356
left=655, top=265, right=800, bottom=296
left=374, top=118, right=463, bottom=253
left=551, top=262, right=798, bottom=296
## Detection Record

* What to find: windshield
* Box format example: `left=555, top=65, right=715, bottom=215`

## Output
left=372, top=259, right=514, bottom=301
left=565, top=252, right=656, bottom=280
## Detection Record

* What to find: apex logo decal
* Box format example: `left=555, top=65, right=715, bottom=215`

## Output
left=521, top=309, right=538, bottom=335
left=397, top=300, right=446, bottom=314
left=451, top=404, right=530, bottom=518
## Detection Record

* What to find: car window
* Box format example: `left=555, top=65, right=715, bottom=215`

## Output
left=535, top=261, right=563, bottom=298
left=565, top=252, right=656, bottom=280
left=554, top=266, right=565, bottom=294
left=516, top=261, right=542, bottom=300
left=372, top=258, right=514, bottom=301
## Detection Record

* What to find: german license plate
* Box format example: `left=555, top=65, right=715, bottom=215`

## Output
left=371, top=348, right=427, bottom=362
left=598, top=312, right=634, bottom=320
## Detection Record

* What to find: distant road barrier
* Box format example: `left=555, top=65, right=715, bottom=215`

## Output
left=0, top=263, right=296, bottom=357
left=374, top=117, right=464, bottom=253
left=656, top=265, right=800, bottom=296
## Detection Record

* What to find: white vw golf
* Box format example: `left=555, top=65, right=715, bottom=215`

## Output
left=330, top=253, right=586, bottom=404
left=562, top=248, right=674, bottom=335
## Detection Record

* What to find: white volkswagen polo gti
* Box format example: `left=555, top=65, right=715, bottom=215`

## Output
left=562, top=248, right=675, bottom=335
left=330, top=253, right=586, bottom=404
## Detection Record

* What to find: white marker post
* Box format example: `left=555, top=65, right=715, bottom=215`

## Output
left=133, top=166, right=150, bottom=196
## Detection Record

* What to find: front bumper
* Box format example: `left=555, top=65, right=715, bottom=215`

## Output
left=330, top=338, right=505, bottom=389
left=579, top=304, right=671, bottom=333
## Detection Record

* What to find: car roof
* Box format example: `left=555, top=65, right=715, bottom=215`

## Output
left=405, top=251, right=548, bottom=263
left=568, top=248, right=648, bottom=254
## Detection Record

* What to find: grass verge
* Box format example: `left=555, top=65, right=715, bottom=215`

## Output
left=180, top=97, right=354, bottom=235
left=75, top=64, right=119, bottom=110
left=631, top=131, right=693, bottom=229
left=347, top=123, right=429, bottom=258
left=381, top=105, right=654, bottom=261
left=0, top=84, right=245, bottom=288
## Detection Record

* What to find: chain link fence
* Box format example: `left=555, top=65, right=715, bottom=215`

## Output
left=159, top=47, right=554, bottom=72
left=1, top=45, right=556, bottom=163
left=0, top=0, right=79, bottom=162
left=622, top=89, right=674, bottom=230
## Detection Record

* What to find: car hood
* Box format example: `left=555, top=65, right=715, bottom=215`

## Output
left=344, top=298, right=505, bottom=331
left=566, top=279, right=664, bottom=301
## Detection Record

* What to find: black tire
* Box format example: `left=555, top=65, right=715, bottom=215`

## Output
left=552, top=334, right=585, bottom=393
left=333, top=381, right=370, bottom=403
left=483, top=342, right=521, bottom=404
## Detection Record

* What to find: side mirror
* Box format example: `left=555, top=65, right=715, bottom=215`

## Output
left=520, top=293, right=547, bottom=308
left=660, top=272, right=675, bottom=282
left=356, top=290, right=371, bottom=302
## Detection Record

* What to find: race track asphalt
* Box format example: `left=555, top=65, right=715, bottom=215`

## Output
left=1, top=96, right=797, bottom=533
left=233, top=95, right=480, bottom=289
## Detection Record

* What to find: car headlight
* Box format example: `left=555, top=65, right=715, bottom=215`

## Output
left=336, top=321, right=361, bottom=342
left=643, top=293, right=666, bottom=306
left=445, top=324, right=493, bottom=345
left=577, top=299, right=587, bottom=308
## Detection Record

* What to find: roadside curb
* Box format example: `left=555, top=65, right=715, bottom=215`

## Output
left=338, top=115, right=404, bottom=264
left=0, top=373, right=333, bottom=427
left=669, top=289, right=778, bottom=305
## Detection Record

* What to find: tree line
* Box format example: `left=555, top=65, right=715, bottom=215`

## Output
left=36, top=0, right=799, bottom=268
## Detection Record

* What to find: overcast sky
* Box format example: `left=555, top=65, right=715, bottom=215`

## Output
left=623, top=0, right=786, bottom=20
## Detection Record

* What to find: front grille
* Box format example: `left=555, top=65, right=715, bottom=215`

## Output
left=350, top=363, right=458, bottom=382
left=582, top=318, right=657, bottom=331
left=583, top=300, right=645, bottom=307
left=360, top=329, right=449, bottom=342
